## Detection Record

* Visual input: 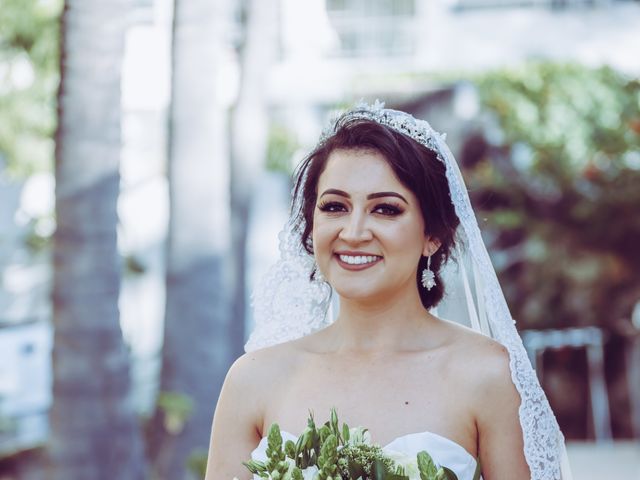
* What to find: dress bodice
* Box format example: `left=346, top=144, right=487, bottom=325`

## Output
left=250, top=430, right=478, bottom=480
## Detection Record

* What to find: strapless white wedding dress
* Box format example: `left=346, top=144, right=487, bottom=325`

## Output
left=251, top=430, right=478, bottom=479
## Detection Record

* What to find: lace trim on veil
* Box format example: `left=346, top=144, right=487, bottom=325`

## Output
left=433, top=133, right=565, bottom=480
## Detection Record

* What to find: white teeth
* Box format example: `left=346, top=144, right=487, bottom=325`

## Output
left=338, top=254, right=380, bottom=265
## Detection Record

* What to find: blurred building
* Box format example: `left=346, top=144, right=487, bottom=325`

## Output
left=269, top=0, right=640, bottom=141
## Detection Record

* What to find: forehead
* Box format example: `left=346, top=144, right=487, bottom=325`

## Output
left=317, top=148, right=408, bottom=195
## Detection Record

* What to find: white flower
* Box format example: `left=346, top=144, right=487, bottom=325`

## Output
left=347, top=427, right=372, bottom=445
left=281, top=457, right=318, bottom=480
left=383, top=449, right=421, bottom=480
left=300, top=465, right=319, bottom=479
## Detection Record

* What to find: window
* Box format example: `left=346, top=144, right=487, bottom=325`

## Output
left=326, top=0, right=418, bottom=57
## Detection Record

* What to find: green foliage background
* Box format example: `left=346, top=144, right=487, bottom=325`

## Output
left=266, top=124, right=299, bottom=173
left=466, top=63, right=640, bottom=329
left=0, top=0, right=61, bottom=177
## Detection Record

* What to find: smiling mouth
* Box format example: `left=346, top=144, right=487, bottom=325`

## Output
left=335, top=253, right=382, bottom=270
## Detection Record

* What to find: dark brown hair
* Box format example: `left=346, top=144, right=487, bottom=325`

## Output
left=292, top=113, right=460, bottom=310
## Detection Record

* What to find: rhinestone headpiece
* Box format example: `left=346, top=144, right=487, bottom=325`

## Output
left=319, top=100, right=447, bottom=157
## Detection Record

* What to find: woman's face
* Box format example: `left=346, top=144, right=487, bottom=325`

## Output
left=312, top=148, right=438, bottom=303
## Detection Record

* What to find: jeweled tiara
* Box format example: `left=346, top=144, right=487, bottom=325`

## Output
left=318, top=100, right=448, bottom=158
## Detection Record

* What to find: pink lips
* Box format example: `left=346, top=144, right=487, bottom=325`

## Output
left=334, top=251, right=382, bottom=271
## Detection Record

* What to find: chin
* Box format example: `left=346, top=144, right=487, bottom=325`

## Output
left=331, top=281, right=385, bottom=302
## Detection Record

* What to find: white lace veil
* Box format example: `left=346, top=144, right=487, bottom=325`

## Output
left=246, top=101, right=572, bottom=480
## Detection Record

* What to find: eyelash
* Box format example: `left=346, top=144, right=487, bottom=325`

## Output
left=317, top=201, right=403, bottom=216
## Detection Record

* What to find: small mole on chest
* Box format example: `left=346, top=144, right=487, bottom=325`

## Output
left=404, top=401, right=409, bottom=405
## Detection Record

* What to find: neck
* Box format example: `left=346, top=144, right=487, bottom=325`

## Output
left=328, top=286, right=436, bottom=354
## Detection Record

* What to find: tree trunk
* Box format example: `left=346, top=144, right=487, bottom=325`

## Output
left=148, top=1, right=234, bottom=478
left=49, top=1, right=147, bottom=479
left=230, top=0, right=278, bottom=355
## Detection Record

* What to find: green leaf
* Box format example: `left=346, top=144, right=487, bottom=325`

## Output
left=371, top=458, right=387, bottom=480
left=242, top=459, right=266, bottom=474
left=371, top=458, right=409, bottom=480
left=307, top=410, right=317, bottom=430
left=320, top=434, right=337, bottom=458
left=284, top=439, right=296, bottom=459
left=330, top=407, right=339, bottom=434
left=319, top=424, right=332, bottom=443
left=347, top=458, right=366, bottom=479
left=417, top=450, right=438, bottom=480
left=295, top=429, right=308, bottom=453
left=342, top=423, right=350, bottom=443
left=267, top=423, right=283, bottom=450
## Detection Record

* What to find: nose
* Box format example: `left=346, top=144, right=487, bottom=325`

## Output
left=338, top=210, right=373, bottom=244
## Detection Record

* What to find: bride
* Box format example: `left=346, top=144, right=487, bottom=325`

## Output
left=204, top=102, right=570, bottom=479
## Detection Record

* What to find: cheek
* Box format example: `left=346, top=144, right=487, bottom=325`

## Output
left=311, top=216, right=339, bottom=257
left=389, top=222, right=426, bottom=255
left=311, top=214, right=327, bottom=250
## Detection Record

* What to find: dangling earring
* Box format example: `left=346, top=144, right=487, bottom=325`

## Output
left=421, top=255, right=436, bottom=291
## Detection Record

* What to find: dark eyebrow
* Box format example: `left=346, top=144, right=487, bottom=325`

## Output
left=367, top=191, right=408, bottom=204
left=319, top=189, right=408, bottom=204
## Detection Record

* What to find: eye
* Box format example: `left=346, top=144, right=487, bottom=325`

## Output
left=373, top=203, right=403, bottom=216
left=317, top=201, right=347, bottom=213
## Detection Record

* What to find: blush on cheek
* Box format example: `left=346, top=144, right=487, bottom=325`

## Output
left=400, top=224, right=427, bottom=247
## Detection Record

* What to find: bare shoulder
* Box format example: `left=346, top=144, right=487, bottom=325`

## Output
left=438, top=322, right=529, bottom=478
left=438, top=320, right=515, bottom=398
left=205, top=340, right=305, bottom=480
left=227, top=340, right=303, bottom=396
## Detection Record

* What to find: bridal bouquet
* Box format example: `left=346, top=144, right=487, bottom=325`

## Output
left=240, top=409, right=464, bottom=480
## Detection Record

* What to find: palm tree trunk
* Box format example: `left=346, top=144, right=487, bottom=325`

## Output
left=230, top=0, right=278, bottom=358
left=49, top=1, right=147, bottom=479
left=148, top=1, right=235, bottom=478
